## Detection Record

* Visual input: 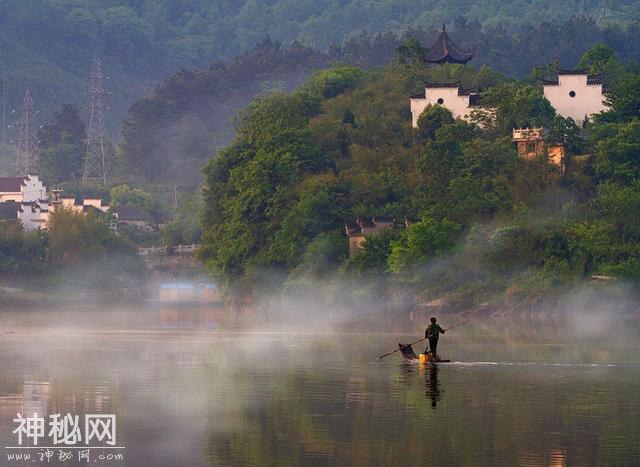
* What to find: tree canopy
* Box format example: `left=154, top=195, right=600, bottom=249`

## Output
left=199, top=44, right=640, bottom=312
left=38, top=104, right=86, bottom=185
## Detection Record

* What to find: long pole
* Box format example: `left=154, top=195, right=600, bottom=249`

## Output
left=444, top=319, right=471, bottom=332
left=379, top=337, right=426, bottom=359
left=378, top=319, right=472, bottom=360
left=2, top=73, right=5, bottom=162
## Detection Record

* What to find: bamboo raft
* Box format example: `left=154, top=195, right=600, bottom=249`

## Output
left=398, top=343, right=450, bottom=363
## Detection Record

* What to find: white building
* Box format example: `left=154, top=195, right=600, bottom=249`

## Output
left=0, top=181, right=109, bottom=231
left=410, top=82, right=482, bottom=127
left=58, top=196, right=109, bottom=214
left=0, top=174, right=46, bottom=203
left=19, top=201, right=51, bottom=230
left=543, top=70, right=608, bottom=124
left=0, top=200, right=49, bottom=230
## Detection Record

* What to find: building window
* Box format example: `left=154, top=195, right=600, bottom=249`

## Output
left=569, top=90, right=576, bottom=98
left=437, top=98, right=444, bottom=105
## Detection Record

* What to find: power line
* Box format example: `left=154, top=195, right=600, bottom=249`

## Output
left=83, top=56, right=107, bottom=185
left=16, top=89, right=36, bottom=176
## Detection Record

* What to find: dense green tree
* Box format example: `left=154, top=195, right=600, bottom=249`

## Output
left=198, top=91, right=330, bottom=286
left=394, top=38, right=427, bottom=65
left=198, top=54, right=640, bottom=308
left=110, top=184, right=152, bottom=208
left=605, top=75, right=640, bottom=122
left=301, top=67, right=363, bottom=100
left=0, top=221, right=47, bottom=275
left=388, top=218, right=461, bottom=273
left=345, top=229, right=400, bottom=279
left=547, top=116, right=583, bottom=154
left=110, top=184, right=163, bottom=224
left=577, top=43, right=624, bottom=77
left=3, top=3, right=640, bottom=167
left=594, top=119, right=640, bottom=183
left=482, top=83, right=556, bottom=135
left=292, top=231, right=348, bottom=278
left=268, top=183, right=346, bottom=266
left=102, top=15, right=640, bottom=185
left=416, top=105, right=455, bottom=141
left=46, top=207, right=144, bottom=287
left=161, top=192, right=203, bottom=246
left=37, top=104, right=86, bottom=184
left=592, top=181, right=640, bottom=243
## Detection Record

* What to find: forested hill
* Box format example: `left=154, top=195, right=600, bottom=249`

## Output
left=197, top=45, right=640, bottom=315
left=1, top=0, right=640, bottom=141
left=119, top=17, right=640, bottom=184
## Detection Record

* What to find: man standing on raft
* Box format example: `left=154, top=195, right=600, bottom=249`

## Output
left=425, top=317, right=445, bottom=355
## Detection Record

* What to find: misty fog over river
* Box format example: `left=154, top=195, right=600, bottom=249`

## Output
left=0, top=307, right=639, bottom=466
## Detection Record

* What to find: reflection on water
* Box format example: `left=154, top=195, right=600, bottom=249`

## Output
left=425, top=364, right=441, bottom=409
left=0, top=309, right=639, bottom=466
left=399, top=362, right=443, bottom=409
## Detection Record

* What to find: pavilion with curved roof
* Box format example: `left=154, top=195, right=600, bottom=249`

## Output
left=425, top=24, right=474, bottom=65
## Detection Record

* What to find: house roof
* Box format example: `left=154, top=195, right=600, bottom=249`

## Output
left=587, top=74, right=604, bottom=85
left=346, top=216, right=397, bottom=235
left=373, top=215, right=395, bottom=223
left=425, top=81, right=462, bottom=89
left=458, top=87, right=477, bottom=96
left=357, top=217, right=375, bottom=228
left=425, top=24, right=474, bottom=65
left=412, top=82, right=482, bottom=105
left=345, top=223, right=362, bottom=236
left=0, top=177, right=26, bottom=193
left=112, top=206, right=149, bottom=222
left=543, top=70, right=604, bottom=86
left=468, top=94, right=483, bottom=107
left=557, top=68, right=589, bottom=75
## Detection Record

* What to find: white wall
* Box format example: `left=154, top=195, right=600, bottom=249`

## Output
left=59, top=198, right=83, bottom=212
left=18, top=203, right=49, bottom=231
left=543, top=74, right=608, bottom=124
left=0, top=193, right=22, bottom=202
left=83, top=198, right=108, bottom=212
left=21, top=175, right=46, bottom=203
left=411, top=87, right=475, bottom=127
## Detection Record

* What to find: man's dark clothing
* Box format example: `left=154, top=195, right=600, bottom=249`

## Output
left=424, top=323, right=445, bottom=355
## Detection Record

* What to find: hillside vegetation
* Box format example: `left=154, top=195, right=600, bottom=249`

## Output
left=198, top=45, right=640, bottom=315
left=1, top=1, right=640, bottom=161
left=117, top=16, right=640, bottom=184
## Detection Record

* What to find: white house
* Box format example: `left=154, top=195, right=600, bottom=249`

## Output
left=58, top=196, right=109, bottom=214
left=0, top=175, right=46, bottom=203
left=0, top=200, right=49, bottom=230
left=0, top=182, right=109, bottom=231
left=410, top=82, right=482, bottom=127
left=18, top=202, right=50, bottom=231
left=543, top=70, right=608, bottom=124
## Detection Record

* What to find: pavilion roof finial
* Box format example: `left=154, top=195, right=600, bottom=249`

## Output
left=425, top=23, right=474, bottom=65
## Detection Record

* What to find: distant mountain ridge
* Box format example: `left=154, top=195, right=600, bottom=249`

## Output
left=0, top=0, right=639, bottom=143
left=117, top=17, right=640, bottom=184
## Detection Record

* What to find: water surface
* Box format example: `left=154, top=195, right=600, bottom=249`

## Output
left=1, top=308, right=639, bottom=466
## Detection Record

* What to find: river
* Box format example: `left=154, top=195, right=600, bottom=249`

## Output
left=0, top=307, right=639, bottom=466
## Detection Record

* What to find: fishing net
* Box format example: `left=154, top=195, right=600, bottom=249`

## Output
left=398, top=343, right=419, bottom=361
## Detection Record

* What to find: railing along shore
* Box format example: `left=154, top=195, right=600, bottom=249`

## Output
left=138, top=244, right=200, bottom=255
